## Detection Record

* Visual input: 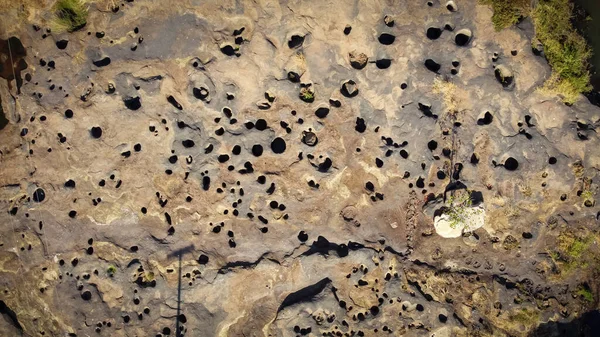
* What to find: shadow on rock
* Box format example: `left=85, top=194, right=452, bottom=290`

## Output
left=529, top=310, right=600, bottom=337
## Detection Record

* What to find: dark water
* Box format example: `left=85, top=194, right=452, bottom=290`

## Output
left=574, top=0, right=600, bottom=90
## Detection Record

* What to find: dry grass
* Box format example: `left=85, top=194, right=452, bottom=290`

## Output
left=432, top=78, right=458, bottom=114
left=50, top=0, right=89, bottom=33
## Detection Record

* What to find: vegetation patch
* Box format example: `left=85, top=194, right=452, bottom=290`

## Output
left=508, top=307, right=540, bottom=327
left=549, top=230, right=598, bottom=275
left=52, top=0, right=89, bottom=33
left=107, top=265, right=117, bottom=277
left=533, top=0, right=591, bottom=103
left=480, top=0, right=591, bottom=103
left=480, top=0, right=530, bottom=31
left=445, top=192, right=482, bottom=230
left=576, top=284, right=594, bottom=302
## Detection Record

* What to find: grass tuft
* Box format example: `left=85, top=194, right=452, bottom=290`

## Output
left=52, top=0, right=89, bottom=33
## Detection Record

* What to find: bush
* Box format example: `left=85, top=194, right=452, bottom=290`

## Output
left=52, top=0, right=88, bottom=33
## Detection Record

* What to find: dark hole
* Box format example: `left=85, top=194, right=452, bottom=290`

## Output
left=193, top=87, right=209, bottom=100
left=504, top=157, right=518, bottom=171
left=90, top=126, right=102, bottom=139
left=81, top=290, right=92, bottom=301
left=271, top=137, right=286, bottom=154
left=255, top=119, right=268, bottom=130
left=378, top=33, right=396, bottom=45
left=494, top=68, right=513, bottom=87
left=123, top=96, right=141, bottom=110
left=318, top=158, right=332, bottom=172
left=56, top=39, right=68, bottom=50
left=252, top=144, right=263, bottom=157
left=32, top=188, right=45, bottom=202
left=167, top=96, right=183, bottom=110
left=477, top=111, right=493, bottom=125
left=198, top=254, right=209, bottom=264
left=455, top=33, right=470, bottom=46
left=92, top=57, right=111, bottom=67
left=315, top=107, right=330, bottom=118
left=355, top=117, right=366, bottom=133
left=288, top=35, right=304, bottom=49
left=549, top=157, right=557, bottom=165
left=220, top=44, right=236, bottom=56
left=424, top=59, right=441, bottom=73
left=370, top=306, right=380, bottom=316
left=426, top=27, right=442, bottom=40
left=375, top=59, right=392, bottom=69
left=428, top=140, right=437, bottom=151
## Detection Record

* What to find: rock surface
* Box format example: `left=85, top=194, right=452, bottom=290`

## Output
left=1, top=0, right=600, bottom=336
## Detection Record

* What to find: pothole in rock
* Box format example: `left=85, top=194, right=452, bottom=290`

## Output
left=446, top=1, right=457, bottom=12
left=375, top=59, right=392, bottom=69
left=424, top=59, right=441, bottom=73
left=123, top=96, right=141, bottom=110
left=315, top=106, right=330, bottom=118
left=340, top=80, right=358, bottom=97
left=378, top=33, right=396, bottom=45
left=454, top=28, right=472, bottom=47
left=503, top=157, right=519, bottom=171
left=426, top=27, right=442, bottom=40
left=494, top=65, right=514, bottom=90
left=302, top=130, right=318, bottom=146
left=288, top=34, right=305, bottom=49
left=193, top=87, right=210, bottom=100
left=349, top=51, right=368, bottom=70
left=477, top=111, right=493, bottom=125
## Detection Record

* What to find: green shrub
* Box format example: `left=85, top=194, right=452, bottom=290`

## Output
left=107, top=265, right=117, bottom=276
left=52, top=0, right=88, bottom=33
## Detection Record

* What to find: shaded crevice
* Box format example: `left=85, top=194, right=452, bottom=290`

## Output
left=0, top=300, right=23, bottom=333
left=217, top=252, right=274, bottom=274
left=277, top=277, right=332, bottom=313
